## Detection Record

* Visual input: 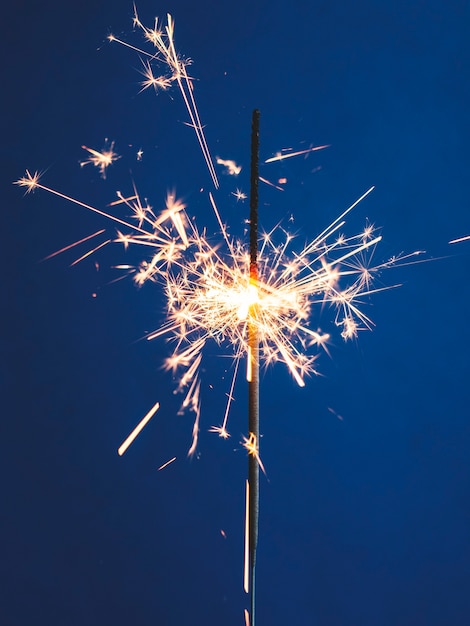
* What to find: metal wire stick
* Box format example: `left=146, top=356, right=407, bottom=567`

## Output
left=248, top=108, right=260, bottom=626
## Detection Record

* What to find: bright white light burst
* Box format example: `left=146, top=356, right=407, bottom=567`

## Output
left=15, top=170, right=421, bottom=454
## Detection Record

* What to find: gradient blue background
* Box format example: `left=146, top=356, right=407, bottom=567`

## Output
left=2, top=1, right=469, bottom=624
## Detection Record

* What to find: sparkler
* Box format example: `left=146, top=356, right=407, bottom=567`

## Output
left=15, top=10, right=425, bottom=625
left=247, top=109, right=260, bottom=625
left=15, top=163, right=411, bottom=623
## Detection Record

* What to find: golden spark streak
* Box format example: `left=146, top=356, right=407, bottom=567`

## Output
left=110, top=14, right=219, bottom=189
left=449, top=235, right=470, bottom=244
left=276, top=340, right=306, bottom=387
left=108, top=194, right=138, bottom=207
left=304, top=186, right=375, bottom=254
left=41, top=229, right=106, bottom=261
left=209, top=356, right=241, bottom=439
left=247, top=345, right=253, bottom=382
left=117, top=401, right=160, bottom=456
left=157, top=456, right=177, bottom=471
left=187, top=388, right=201, bottom=457
left=258, top=176, right=284, bottom=191
left=265, top=144, right=330, bottom=163
left=16, top=172, right=151, bottom=237
left=70, top=239, right=111, bottom=266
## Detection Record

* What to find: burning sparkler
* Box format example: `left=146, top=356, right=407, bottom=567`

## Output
left=15, top=159, right=416, bottom=621
left=17, top=160, right=398, bottom=438
left=15, top=10, right=425, bottom=625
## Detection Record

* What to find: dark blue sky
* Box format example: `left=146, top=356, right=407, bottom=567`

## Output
left=2, top=1, right=469, bottom=625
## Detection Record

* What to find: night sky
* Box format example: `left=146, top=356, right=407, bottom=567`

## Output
left=3, top=1, right=470, bottom=625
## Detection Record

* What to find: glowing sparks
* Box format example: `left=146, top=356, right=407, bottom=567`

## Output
left=243, top=433, right=265, bottom=475
left=16, top=12, right=434, bottom=624
left=109, top=11, right=219, bottom=189
left=258, top=176, right=284, bottom=191
left=449, top=235, right=470, bottom=244
left=265, top=144, right=330, bottom=163
left=157, top=456, right=177, bottom=471
left=16, top=165, right=416, bottom=453
left=15, top=169, right=41, bottom=193
left=41, top=230, right=106, bottom=261
left=80, top=141, right=120, bottom=178
left=117, top=401, right=160, bottom=456
left=217, top=157, right=242, bottom=176
left=232, top=188, right=247, bottom=201
left=327, top=406, right=344, bottom=421
left=138, top=58, right=173, bottom=93
left=16, top=14, right=422, bottom=462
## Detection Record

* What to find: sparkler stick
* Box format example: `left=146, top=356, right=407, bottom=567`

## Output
left=248, top=108, right=260, bottom=626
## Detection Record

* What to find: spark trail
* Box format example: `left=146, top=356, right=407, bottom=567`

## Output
left=108, top=9, right=219, bottom=189
left=265, top=144, right=330, bottom=163
left=449, top=235, right=470, bottom=245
